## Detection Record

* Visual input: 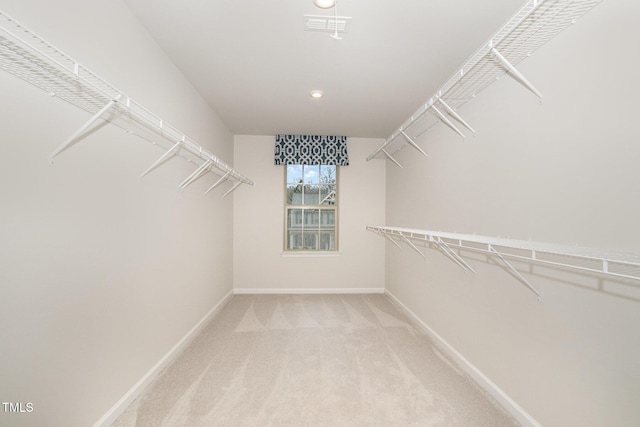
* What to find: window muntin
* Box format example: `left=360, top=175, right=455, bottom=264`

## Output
left=285, top=164, right=337, bottom=251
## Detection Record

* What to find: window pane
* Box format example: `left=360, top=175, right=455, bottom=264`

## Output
left=303, top=165, right=320, bottom=184
left=304, top=209, right=319, bottom=228
left=287, top=184, right=303, bottom=204
left=320, top=184, right=336, bottom=205
left=287, top=209, right=302, bottom=228
left=320, top=210, right=335, bottom=228
left=304, top=184, right=319, bottom=205
left=287, top=165, right=303, bottom=184
left=288, top=231, right=303, bottom=250
left=303, top=231, right=319, bottom=250
left=320, top=165, right=336, bottom=185
left=320, top=231, right=335, bottom=251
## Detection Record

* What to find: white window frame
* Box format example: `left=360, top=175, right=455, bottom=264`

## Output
left=284, top=164, right=338, bottom=253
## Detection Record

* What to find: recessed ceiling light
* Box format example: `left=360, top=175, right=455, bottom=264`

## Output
left=310, top=90, right=324, bottom=99
left=313, top=0, right=335, bottom=9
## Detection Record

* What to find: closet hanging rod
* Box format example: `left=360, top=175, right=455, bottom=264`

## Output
left=366, top=0, right=603, bottom=163
left=0, top=10, right=253, bottom=190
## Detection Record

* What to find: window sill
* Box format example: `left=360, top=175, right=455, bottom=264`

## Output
left=281, top=251, right=341, bottom=258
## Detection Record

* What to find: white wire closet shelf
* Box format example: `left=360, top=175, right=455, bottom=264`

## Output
left=367, top=226, right=640, bottom=302
left=366, top=0, right=603, bottom=166
left=0, top=11, right=253, bottom=197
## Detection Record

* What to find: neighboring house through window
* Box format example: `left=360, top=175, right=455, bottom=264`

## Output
left=274, top=134, right=348, bottom=253
left=285, top=164, right=337, bottom=251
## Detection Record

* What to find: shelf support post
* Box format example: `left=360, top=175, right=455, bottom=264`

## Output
left=368, top=227, right=403, bottom=249
left=377, top=229, right=403, bottom=249
left=434, top=237, right=477, bottom=275
left=204, top=172, right=230, bottom=195
left=139, top=137, right=185, bottom=179
left=400, top=130, right=428, bottom=158
left=178, top=160, right=212, bottom=190
left=430, top=104, right=466, bottom=139
left=490, top=48, right=543, bottom=100
left=381, top=149, right=403, bottom=168
left=436, top=99, right=476, bottom=134
left=365, top=142, right=388, bottom=162
left=222, top=180, right=243, bottom=199
left=488, top=245, right=542, bottom=302
left=400, top=235, right=425, bottom=258
left=384, top=233, right=403, bottom=249
left=49, top=95, right=122, bottom=161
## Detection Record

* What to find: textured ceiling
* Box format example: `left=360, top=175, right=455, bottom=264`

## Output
left=123, top=0, right=524, bottom=138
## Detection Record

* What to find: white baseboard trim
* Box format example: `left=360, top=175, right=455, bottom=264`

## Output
left=384, top=289, right=542, bottom=427
left=233, top=287, right=385, bottom=295
left=93, top=289, right=234, bottom=427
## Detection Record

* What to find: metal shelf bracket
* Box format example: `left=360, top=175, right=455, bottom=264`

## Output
left=400, top=130, right=429, bottom=158
left=371, top=227, right=402, bottom=249
left=222, top=181, right=243, bottom=199
left=436, top=98, right=475, bottom=135
left=384, top=233, right=403, bottom=249
left=430, top=104, right=466, bottom=140
left=488, top=245, right=543, bottom=302
left=205, top=172, right=230, bottom=195
left=400, top=234, right=426, bottom=258
left=381, top=148, right=403, bottom=168
left=434, top=236, right=477, bottom=276
left=49, top=94, right=122, bottom=162
left=178, top=159, right=213, bottom=190
left=490, top=48, right=543, bottom=100
left=139, top=137, right=185, bottom=179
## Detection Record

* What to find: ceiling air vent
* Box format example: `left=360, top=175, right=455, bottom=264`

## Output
left=303, top=14, right=352, bottom=34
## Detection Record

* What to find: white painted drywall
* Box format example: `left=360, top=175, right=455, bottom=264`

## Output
left=385, top=1, right=640, bottom=426
left=233, top=136, right=385, bottom=292
left=0, top=1, right=236, bottom=426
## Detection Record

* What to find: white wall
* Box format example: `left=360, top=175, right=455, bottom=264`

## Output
left=233, top=136, right=385, bottom=292
left=385, top=1, right=640, bottom=426
left=0, top=1, right=237, bottom=426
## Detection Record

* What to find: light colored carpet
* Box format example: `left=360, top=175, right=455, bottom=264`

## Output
left=111, top=294, right=518, bottom=426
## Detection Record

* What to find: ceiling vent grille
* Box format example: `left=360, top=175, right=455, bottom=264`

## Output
left=304, top=14, right=352, bottom=34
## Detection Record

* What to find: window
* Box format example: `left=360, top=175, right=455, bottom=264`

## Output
left=275, top=134, right=347, bottom=252
left=285, top=164, right=337, bottom=251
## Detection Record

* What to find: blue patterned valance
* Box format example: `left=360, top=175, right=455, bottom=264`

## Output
left=274, top=135, right=349, bottom=166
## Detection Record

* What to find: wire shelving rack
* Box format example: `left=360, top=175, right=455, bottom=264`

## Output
left=366, top=0, right=603, bottom=167
left=0, top=11, right=253, bottom=197
left=367, top=226, right=640, bottom=302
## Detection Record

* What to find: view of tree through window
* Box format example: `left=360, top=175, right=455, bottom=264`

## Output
left=285, top=164, right=337, bottom=251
